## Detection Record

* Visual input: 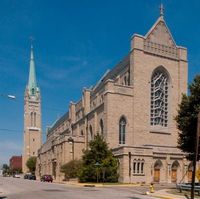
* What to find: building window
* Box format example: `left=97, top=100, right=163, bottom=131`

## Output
left=88, top=125, right=93, bottom=141
left=31, top=88, right=35, bottom=95
left=133, top=159, right=145, bottom=175
left=34, top=112, right=36, bottom=127
left=141, top=162, right=144, bottom=174
left=100, top=119, right=104, bottom=135
left=80, top=130, right=84, bottom=136
left=31, top=112, right=33, bottom=126
left=33, top=138, right=35, bottom=142
left=119, top=117, right=126, bottom=144
left=133, top=162, right=136, bottom=174
left=150, top=67, right=169, bottom=127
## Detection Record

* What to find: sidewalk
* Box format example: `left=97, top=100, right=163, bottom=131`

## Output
left=149, top=189, right=190, bottom=199
left=61, top=181, right=192, bottom=199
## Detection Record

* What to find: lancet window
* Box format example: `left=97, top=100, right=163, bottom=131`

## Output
left=151, top=67, right=168, bottom=127
left=119, top=117, right=126, bottom=144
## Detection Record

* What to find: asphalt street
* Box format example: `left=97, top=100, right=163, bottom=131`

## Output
left=0, top=176, right=158, bottom=199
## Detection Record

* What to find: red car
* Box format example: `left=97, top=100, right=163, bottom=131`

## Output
left=41, top=175, right=53, bottom=182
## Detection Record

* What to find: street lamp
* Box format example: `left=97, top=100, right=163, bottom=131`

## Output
left=94, top=162, right=101, bottom=183
left=0, top=94, right=16, bottom=99
left=68, top=137, right=74, bottom=160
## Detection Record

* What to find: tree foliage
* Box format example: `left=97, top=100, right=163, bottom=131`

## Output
left=78, top=134, right=119, bottom=182
left=175, top=75, right=200, bottom=159
left=2, top=164, right=10, bottom=174
left=60, top=159, right=82, bottom=180
left=26, top=156, right=37, bottom=173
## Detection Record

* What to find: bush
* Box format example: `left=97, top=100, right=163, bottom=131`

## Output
left=60, top=159, right=82, bottom=180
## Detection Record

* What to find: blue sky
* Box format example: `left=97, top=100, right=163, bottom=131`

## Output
left=0, top=0, right=200, bottom=165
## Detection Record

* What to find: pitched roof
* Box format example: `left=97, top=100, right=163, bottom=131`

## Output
left=47, top=111, right=69, bottom=135
left=92, top=54, right=130, bottom=95
left=145, top=16, right=176, bottom=47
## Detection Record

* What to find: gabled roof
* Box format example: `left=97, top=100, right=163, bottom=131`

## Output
left=145, top=15, right=176, bottom=47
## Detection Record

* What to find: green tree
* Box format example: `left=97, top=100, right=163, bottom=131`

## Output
left=2, top=164, right=9, bottom=174
left=78, top=134, right=118, bottom=182
left=175, top=75, right=200, bottom=159
left=60, top=159, right=82, bottom=180
left=26, top=156, right=37, bottom=173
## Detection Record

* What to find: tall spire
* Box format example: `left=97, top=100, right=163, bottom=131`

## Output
left=28, top=45, right=37, bottom=95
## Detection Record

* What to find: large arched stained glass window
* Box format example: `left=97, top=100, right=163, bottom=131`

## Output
left=119, top=117, right=126, bottom=144
left=151, top=67, right=169, bottom=127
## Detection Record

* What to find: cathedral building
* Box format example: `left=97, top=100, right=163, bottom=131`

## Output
left=36, top=8, right=191, bottom=183
left=23, top=45, right=42, bottom=173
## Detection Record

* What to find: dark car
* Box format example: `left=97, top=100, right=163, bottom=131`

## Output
left=28, top=174, right=36, bottom=180
left=24, top=173, right=36, bottom=180
left=41, top=175, right=53, bottom=182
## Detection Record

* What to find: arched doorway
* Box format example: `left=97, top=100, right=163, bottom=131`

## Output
left=188, top=162, right=192, bottom=183
left=171, top=161, right=180, bottom=183
left=154, top=159, right=162, bottom=182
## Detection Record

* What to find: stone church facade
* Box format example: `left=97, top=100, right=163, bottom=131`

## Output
left=36, top=9, right=192, bottom=183
left=23, top=45, right=42, bottom=173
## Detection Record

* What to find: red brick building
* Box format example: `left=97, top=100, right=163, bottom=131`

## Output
left=10, top=156, right=22, bottom=170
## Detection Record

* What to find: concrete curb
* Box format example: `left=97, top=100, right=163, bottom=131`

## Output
left=64, top=182, right=143, bottom=187
left=149, top=195, right=177, bottom=199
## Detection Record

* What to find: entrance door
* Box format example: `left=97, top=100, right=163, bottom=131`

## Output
left=154, top=169, right=160, bottom=182
left=171, top=169, right=177, bottom=183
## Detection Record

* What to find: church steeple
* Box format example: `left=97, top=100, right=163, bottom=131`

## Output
left=28, top=45, right=38, bottom=96
left=23, top=43, right=42, bottom=173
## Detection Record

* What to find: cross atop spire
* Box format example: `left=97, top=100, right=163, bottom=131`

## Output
left=160, top=3, right=164, bottom=17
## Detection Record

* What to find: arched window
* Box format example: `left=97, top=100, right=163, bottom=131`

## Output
left=119, top=117, right=126, bottom=144
left=124, top=76, right=127, bottom=85
left=100, top=119, right=104, bottom=135
left=133, top=159, right=145, bottom=174
left=30, top=112, right=33, bottom=126
left=31, top=88, right=35, bottom=95
left=88, top=125, right=93, bottom=141
left=34, top=112, right=36, bottom=127
left=151, top=67, right=169, bottom=127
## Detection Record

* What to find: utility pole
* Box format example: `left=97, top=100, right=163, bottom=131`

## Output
left=128, top=152, right=131, bottom=183
left=191, top=112, right=200, bottom=199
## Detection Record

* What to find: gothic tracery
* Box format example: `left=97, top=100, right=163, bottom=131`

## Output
left=151, top=68, right=168, bottom=127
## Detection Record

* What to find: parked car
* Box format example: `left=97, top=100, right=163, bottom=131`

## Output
left=13, top=174, right=20, bottom=178
left=3, top=173, right=11, bottom=177
left=24, top=173, right=31, bottom=179
left=41, top=175, right=53, bottom=182
left=24, top=173, right=36, bottom=180
left=28, top=174, right=36, bottom=180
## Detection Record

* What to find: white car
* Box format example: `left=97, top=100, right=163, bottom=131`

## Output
left=13, top=174, right=20, bottom=178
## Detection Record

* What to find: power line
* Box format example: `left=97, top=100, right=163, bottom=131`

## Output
left=5, top=97, right=64, bottom=112
left=0, top=128, right=22, bottom=133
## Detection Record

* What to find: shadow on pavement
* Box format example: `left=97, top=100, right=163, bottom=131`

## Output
left=0, top=197, right=7, bottom=199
